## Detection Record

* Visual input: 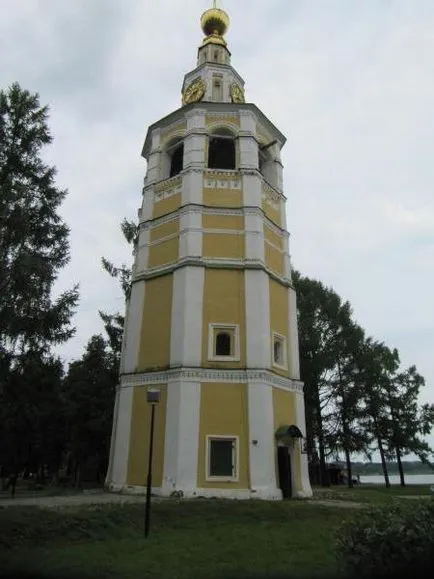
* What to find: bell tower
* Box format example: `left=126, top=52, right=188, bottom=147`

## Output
left=106, top=2, right=312, bottom=500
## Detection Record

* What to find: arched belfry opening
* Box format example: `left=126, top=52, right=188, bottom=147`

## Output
left=208, top=128, right=236, bottom=170
left=169, top=140, right=184, bottom=178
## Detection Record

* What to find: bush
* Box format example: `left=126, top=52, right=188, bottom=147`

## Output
left=335, top=500, right=434, bottom=579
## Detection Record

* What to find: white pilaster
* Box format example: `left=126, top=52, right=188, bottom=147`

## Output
left=244, top=211, right=265, bottom=262
left=245, top=270, right=271, bottom=368
left=242, top=173, right=262, bottom=207
left=288, top=287, right=300, bottom=380
left=182, top=170, right=203, bottom=206
left=170, top=266, right=204, bottom=367
left=239, top=136, right=258, bottom=170
left=295, top=391, right=313, bottom=498
left=106, top=385, right=134, bottom=490
left=121, top=280, right=146, bottom=375
left=162, top=378, right=201, bottom=496
left=179, top=208, right=202, bottom=258
left=248, top=381, right=281, bottom=499
left=135, top=229, right=150, bottom=273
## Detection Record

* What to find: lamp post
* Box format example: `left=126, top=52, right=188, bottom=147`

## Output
left=145, top=387, right=160, bottom=538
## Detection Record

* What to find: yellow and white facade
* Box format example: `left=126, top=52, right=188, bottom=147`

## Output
left=106, top=4, right=312, bottom=500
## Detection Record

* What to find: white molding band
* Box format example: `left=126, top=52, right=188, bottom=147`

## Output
left=119, top=368, right=303, bottom=393
left=108, top=485, right=282, bottom=500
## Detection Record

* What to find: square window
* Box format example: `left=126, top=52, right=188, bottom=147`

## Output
left=272, top=333, right=287, bottom=369
left=208, top=324, right=240, bottom=361
left=207, top=436, right=238, bottom=480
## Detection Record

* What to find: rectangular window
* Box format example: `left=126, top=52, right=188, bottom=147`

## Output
left=272, top=332, right=287, bottom=369
left=208, top=324, right=240, bottom=361
left=207, top=436, right=238, bottom=480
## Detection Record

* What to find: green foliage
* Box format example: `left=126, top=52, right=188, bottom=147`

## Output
left=0, top=501, right=349, bottom=579
left=63, top=335, right=117, bottom=482
left=335, top=500, right=434, bottom=578
left=0, top=82, right=78, bottom=353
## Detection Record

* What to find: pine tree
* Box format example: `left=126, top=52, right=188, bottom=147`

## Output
left=0, top=82, right=79, bottom=475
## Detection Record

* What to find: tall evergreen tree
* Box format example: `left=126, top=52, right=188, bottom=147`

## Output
left=0, top=82, right=78, bottom=475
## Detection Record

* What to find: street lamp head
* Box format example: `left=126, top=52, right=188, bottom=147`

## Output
left=147, top=387, right=161, bottom=405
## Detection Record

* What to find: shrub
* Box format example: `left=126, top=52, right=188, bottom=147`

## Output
left=335, top=499, right=434, bottom=579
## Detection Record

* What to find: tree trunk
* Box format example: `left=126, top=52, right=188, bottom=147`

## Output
left=74, top=462, right=81, bottom=488
left=344, top=447, right=353, bottom=488
left=377, top=436, right=390, bottom=488
left=315, top=389, right=329, bottom=487
left=396, top=447, right=405, bottom=486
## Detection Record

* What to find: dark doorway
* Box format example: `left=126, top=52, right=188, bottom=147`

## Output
left=170, top=143, right=184, bottom=177
left=277, top=446, right=292, bottom=499
left=208, top=136, right=236, bottom=170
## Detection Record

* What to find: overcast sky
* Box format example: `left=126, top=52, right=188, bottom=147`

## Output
left=2, top=1, right=433, bottom=449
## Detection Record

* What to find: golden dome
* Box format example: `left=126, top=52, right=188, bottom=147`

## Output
left=201, top=7, right=230, bottom=38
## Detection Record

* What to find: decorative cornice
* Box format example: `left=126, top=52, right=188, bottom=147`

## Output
left=132, top=257, right=293, bottom=287
left=118, top=367, right=304, bottom=393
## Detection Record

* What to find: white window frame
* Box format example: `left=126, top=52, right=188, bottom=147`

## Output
left=206, top=435, right=239, bottom=482
left=208, top=323, right=240, bottom=362
left=272, top=332, right=288, bottom=370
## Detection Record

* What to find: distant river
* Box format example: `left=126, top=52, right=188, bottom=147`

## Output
left=359, top=474, right=434, bottom=485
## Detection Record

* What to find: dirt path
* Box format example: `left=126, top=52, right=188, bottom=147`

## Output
left=0, top=493, right=366, bottom=509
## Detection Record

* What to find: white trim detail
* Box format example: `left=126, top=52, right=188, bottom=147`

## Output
left=294, top=391, right=313, bottom=498
left=162, top=378, right=201, bottom=496
left=206, top=435, right=239, bottom=482
left=170, top=266, right=204, bottom=366
left=245, top=270, right=270, bottom=367
left=119, top=368, right=304, bottom=393
left=109, top=485, right=282, bottom=500
left=122, top=281, right=146, bottom=374
left=105, top=385, right=134, bottom=489
left=272, top=332, right=288, bottom=371
left=208, top=324, right=240, bottom=362
left=247, top=382, right=280, bottom=496
left=288, top=287, right=301, bottom=380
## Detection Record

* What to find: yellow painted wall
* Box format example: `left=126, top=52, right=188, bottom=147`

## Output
left=202, top=214, right=244, bottom=231
left=149, top=219, right=179, bottom=242
left=264, top=226, right=283, bottom=249
left=148, top=238, right=179, bottom=268
left=206, top=115, right=240, bottom=128
left=197, top=382, right=249, bottom=489
left=272, top=387, right=301, bottom=493
left=265, top=243, right=284, bottom=276
left=269, top=278, right=290, bottom=377
left=203, top=189, right=243, bottom=207
left=137, top=275, right=173, bottom=370
left=262, top=201, right=282, bottom=227
left=153, top=193, right=181, bottom=219
left=202, top=269, right=246, bottom=368
left=127, top=384, right=167, bottom=486
left=203, top=233, right=244, bottom=259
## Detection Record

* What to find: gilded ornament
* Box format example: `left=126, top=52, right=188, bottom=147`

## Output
left=230, top=83, right=245, bottom=104
left=183, top=78, right=205, bottom=105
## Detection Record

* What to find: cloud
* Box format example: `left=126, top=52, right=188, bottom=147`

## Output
left=1, top=0, right=433, bottom=436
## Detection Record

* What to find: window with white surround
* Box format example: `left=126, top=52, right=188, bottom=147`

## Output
left=272, top=332, right=287, bottom=369
left=208, top=324, right=240, bottom=361
left=207, top=436, right=238, bottom=481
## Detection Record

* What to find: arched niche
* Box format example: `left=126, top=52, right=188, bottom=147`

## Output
left=161, top=137, right=184, bottom=180
left=208, top=127, right=236, bottom=170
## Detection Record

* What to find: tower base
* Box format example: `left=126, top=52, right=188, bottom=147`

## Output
left=106, top=482, right=283, bottom=501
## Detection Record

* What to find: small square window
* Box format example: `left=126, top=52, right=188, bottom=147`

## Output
left=272, top=333, right=287, bottom=369
left=208, top=324, right=240, bottom=361
left=207, top=436, right=238, bottom=481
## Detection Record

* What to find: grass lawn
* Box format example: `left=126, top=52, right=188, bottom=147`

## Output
left=0, top=500, right=352, bottom=579
left=311, top=483, right=433, bottom=504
